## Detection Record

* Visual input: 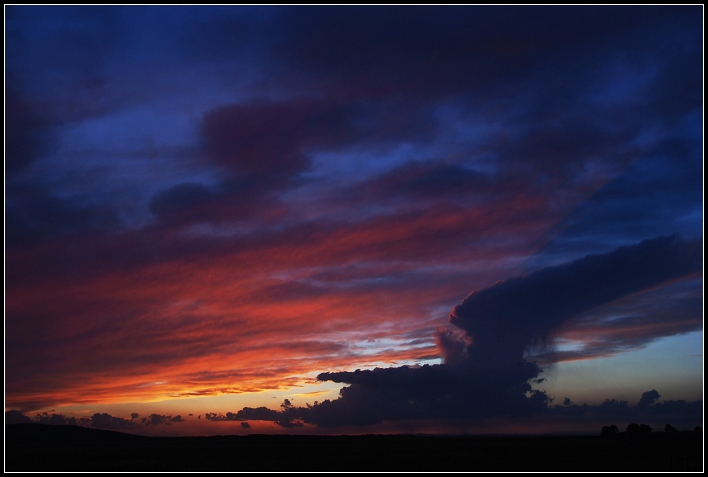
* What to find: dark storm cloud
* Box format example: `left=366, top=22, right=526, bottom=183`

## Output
left=209, top=389, right=701, bottom=430
left=433, top=328, right=471, bottom=367
left=448, top=235, right=701, bottom=366
left=241, top=421, right=251, bottom=429
left=308, top=362, right=547, bottom=427
left=211, top=236, right=702, bottom=428
left=528, top=276, right=703, bottom=365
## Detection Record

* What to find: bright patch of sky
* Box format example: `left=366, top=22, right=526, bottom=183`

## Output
left=537, top=330, right=703, bottom=405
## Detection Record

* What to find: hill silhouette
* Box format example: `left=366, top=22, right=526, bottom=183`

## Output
left=5, top=423, right=702, bottom=472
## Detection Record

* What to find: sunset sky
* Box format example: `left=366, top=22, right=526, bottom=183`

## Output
left=5, top=6, right=703, bottom=436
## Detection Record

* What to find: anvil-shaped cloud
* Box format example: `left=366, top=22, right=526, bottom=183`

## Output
left=214, top=235, right=701, bottom=427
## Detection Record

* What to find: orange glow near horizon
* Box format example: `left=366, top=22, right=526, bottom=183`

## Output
left=7, top=202, right=565, bottom=412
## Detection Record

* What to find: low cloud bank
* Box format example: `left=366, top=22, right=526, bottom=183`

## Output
left=5, top=411, right=185, bottom=430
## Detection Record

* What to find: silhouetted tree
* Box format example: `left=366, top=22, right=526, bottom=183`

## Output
left=638, top=424, right=652, bottom=434
left=601, top=425, right=619, bottom=437
left=626, top=423, right=652, bottom=436
left=664, top=423, right=677, bottom=433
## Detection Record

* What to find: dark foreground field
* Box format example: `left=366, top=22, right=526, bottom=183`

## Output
left=5, top=424, right=703, bottom=472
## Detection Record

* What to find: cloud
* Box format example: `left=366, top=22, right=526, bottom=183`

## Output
left=148, top=182, right=215, bottom=221
left=353, top=161, right=493, bottom=204
left=203, top=402, right=304, bottom=428
left=91, top=413, right=134, bottom=430
left=146, top=96, right=431, bottom=225
left=36, top=412, right=72, bottom=426
left=209, top=235, right=701, bottom=428
left=4, top=88, right=55, bottom=176
left=527, top=150, right=703, bottom=268
left=203, top=100, right=328, bottom=177
left=433, top=327, right=471, bottom=367
left=141, top=413, right=184, bottom=426
left=275, top=419, right=304, bottom=429
left=204, top=407, right=281, bottom=422
left=638, top=390, right=661, bottom=407
left=5, top=181, right=119, bottom=249
left=6, top=202, right=537, bottom=411
left=5, top=410, right=184, bottom=430
left=309, top=361, right=547, bottom=427
left=525, top=273, right=702, bottom=365
left=5, top=7, right=702, bottom=424
left=547, top=390, right=702, bottom=429
left=9, top=411, right=94, bottom=428
left=448, top=235, right=701, bottom=367
left=5, top=410, right=32, bottom=424
left=207, top=387, right=701, bottom=432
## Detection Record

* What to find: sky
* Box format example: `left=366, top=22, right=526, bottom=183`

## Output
left=4, top=6, right=703, bottom=436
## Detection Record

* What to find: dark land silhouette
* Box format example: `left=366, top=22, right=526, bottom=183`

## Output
left=5, top=423, right=702, bottom=472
